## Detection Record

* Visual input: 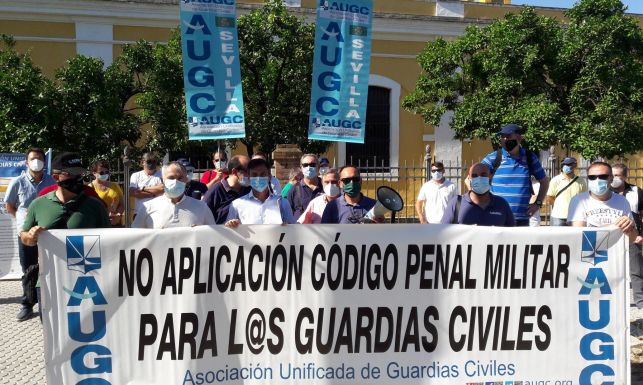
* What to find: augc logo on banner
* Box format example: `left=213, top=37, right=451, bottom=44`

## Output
left=180, top=0, right=245, bottom=140
left=63, top=235, right=112, bottom=385
left=308, top=0, right=373, bottom=143
left=576, top=230, right=614, bottom=385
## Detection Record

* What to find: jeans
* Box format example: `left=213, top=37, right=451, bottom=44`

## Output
left=18, top=236, right=38, bottom=307
left=631, top=243, right=643, bottom=308
left=550, top=217, right=568, bottom=226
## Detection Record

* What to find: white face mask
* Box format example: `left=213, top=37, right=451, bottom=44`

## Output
left=323, top=182, right=340, bottom=197
left=431, top=171, right=444, bottom=180
left=97, top=173, right=110, bottom=181
left=29, top=159, right=44, bottom=172
left=611, top=177, right=624, bottom=189
left=215, top=160, right=227, bottom=170
left=164, top=178, right=186, bottom=199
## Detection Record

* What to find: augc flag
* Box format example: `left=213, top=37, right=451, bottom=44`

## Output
left=308, top=0, right=373, bottom=143
left=180, top=0, right=246, bottom=140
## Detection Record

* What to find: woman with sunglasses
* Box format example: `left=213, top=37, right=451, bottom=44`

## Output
left=89, top=160, right=125, bottom=226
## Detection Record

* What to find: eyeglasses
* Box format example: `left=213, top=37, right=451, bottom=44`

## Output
left=588, top=174, right=610, bottom=180
left=96, top=171, right=109, bottom=175
left=340, top=177, right=360, bottom=184
left=213, top=159, right=226, bottom=162
left=301, top=162, right=317, bottom=168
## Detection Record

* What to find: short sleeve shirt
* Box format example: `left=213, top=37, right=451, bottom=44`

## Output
left=22, top=192, right=110, bottom=231
left=568, top=192, right=632, bottom=227
left=482, top=148, right=546, bottom=221
left=5, top=172, right=56, bottom=233
left=417, top=180, right=457, bottom=223
left=92, top=182, right=124, bottom=210
left=546, top=173, right=587, bottom=220
left=440, top=192, right=515, bottom=227
left=129, top=170, right=162, bottom=213
left=321, top=194, right=377, bottom=224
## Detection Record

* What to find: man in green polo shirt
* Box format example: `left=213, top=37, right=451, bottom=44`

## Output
left=19, top=152, right=110, bottom=319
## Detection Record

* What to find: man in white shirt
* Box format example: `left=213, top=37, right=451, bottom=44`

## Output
left=568, top=162, right=636, bottom=242
left=132, top=161, right=215, bottom=228
left=415, top=161, right=457, bottom=224
left=298, top=169, right=340, bottom=224
left=225, top=158, right=296, bottom=227
left=129, top=152, right=164, bottom=215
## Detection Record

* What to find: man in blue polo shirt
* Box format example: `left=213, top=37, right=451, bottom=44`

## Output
left=5, top=147, right=56, bottom=321
left=203, top=155, right=251, bottom=224
left=481, top=123, right=549, bottom=226
left=321, top=165, right=382, bottom=224
left=441, top=163, right=515, bottom=226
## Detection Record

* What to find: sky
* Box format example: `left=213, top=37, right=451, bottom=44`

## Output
left=510, top=0, right=643, bottom=14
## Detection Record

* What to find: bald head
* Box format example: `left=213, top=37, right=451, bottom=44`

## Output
left=468, top=163, right=490, bottom=179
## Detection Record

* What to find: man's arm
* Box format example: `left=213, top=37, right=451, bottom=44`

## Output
left=415, top=199, right=427, bottom=224
left=5, top=203, right=17, bottom=217
left=4, top=178, right=19, bottom=217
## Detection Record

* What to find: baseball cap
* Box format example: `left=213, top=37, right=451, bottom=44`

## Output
left=319, top=157, right=330, bottom=166
left=52, top=152, right=86, bottom=175
left=498, top=123, right=523, bottom=136
left=561, top=157, right=577, bottom=165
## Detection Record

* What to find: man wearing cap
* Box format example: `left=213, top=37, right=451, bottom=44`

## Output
left=19, top=153, right=110, bottom=319
left=319, top=157, right=331, bottom=176
left=133, top=161, right=215, bottom=228
left=129, top=152, right=164, bottom=217
left=545, top=157, right=587, bottom=226
left=481, top=123, right=549, bottom=226
left=5, top=148, right=56, bottom=321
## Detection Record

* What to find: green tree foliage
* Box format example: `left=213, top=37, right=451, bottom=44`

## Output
left=118, top=0, right=327, bottom=158
left=0, top=35, right=141, bottom=162
left=0, top=35, right=57, bottom=152
left=403, top=0, right=642, bottom=159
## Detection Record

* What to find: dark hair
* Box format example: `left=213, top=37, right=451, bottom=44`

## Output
left=91, top=160, right=110, bottom=172
left=26, top=147, right=45, bottom=160
left=431, top=161, right=444, bottom=169
left=212, top=150, right=227, bottom=160
left=588, top=161, right=613, bottom=175
left=248, top=158, right=270, bottom=171
left=339, top=164, right=360, bottom=177
left=228, top=155, right=247, bottom=173
left=142, top=152, right=158, bottom=162
left=612, top=163, right=628, bottom=176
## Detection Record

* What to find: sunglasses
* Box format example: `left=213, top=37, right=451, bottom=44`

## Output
left=588, top=174, right=610, bottom=180
left=340, top=177, right=360, bottom=184
left=431, top=169, right=444, bottom=173
left=96, top=170, right=109, bottom=175
left=213, top=159, right=226, bottom=162
left=302, top=162, right=317, bottom=168
left=325, top=180, right=339, bottom=185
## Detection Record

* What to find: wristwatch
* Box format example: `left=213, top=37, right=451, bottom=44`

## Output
left=535, top=200, right=542, bottom=207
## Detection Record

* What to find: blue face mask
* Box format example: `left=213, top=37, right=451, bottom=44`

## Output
left=303, top=166, right=317, bottom=178
left=164, top=179, right=186, bottom=199
left=589, top=179, right=609, bottom=196
left=562, top=165, right=573, bottom=174
left=238, top=175, right=250, bottom=187
left=470, top=176, right=490, bottom=195
left=250, top=176, right=270, bottom=193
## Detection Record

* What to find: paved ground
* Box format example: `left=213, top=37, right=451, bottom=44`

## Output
left=2, top=278, right=643, bottom=385
left=0, top=280, right=46, bottom=385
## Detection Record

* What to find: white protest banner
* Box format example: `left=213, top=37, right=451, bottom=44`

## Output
left=0, top=153, right=26, bottom=279
left=39, top=225, right=629, bottom=385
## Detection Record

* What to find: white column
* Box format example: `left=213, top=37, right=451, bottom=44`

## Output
left=75, top=22, right=113, bottom=67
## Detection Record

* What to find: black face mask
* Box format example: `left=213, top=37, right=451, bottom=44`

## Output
left=58, top=176, right=84, bottom=194
left=504, top=139, right=519, bottom=152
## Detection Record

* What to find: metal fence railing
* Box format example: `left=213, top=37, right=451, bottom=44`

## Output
left=111, top=149, right=643, bottom=225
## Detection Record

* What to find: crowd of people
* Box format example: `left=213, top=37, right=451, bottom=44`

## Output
left=4, top=123, right=643, bottom=321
